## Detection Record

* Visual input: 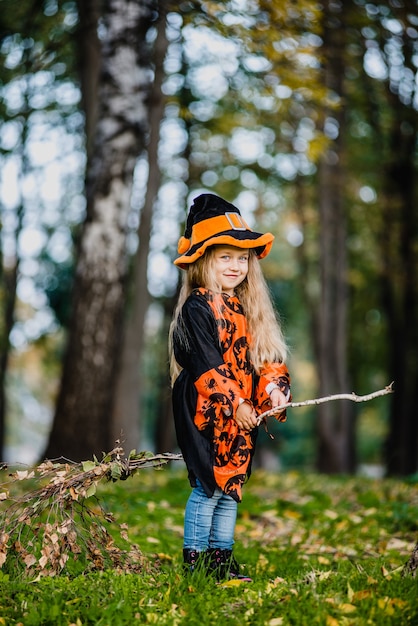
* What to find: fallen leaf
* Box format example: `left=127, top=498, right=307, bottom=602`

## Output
left=386, top=538, right=413, bottom=552
left=23, top=554, right=37, bottom=567
left=268, top=618, right=284, bottom=626
left=38, top=555, right=48, bottom=568
left=337, top=603, right=356, bottom=613
left=353, top=589, right=373, bottom=601
left=220, top=578, right=250, bottom=587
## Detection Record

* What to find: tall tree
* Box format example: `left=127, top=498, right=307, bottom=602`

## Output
left=315, top=0, right=355, bottom=472
left=44, top=0, right=156, bottom=461
left=111, top=8, right=169, bottom=451
left=366, top=0, right=418, bottom=475
left=0, top=0, right=78, bottom=460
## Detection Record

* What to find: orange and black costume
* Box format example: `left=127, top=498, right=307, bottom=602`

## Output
left=172, top=287, right=291, bottom=503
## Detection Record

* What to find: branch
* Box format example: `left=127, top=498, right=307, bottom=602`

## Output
left=257, top=382, right=394, bottom=425
left=0, top=448, right=183, bottom=578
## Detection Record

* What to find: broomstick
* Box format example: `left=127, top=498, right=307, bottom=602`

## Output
left=256, top=381, right=394, bottom=426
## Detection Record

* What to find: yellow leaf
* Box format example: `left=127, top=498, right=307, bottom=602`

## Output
left=283, top=509, right=302, bottom=519
left=268, top=618, right=284, bottom=626
left=337, top=603, right=356, bottom=613
left=378, top=597, right=395, bottom=615
left=336, top=520, right=348, bottom=531
left=378, top=597, right=408, bottom=612
left=220, top=578, right=249, bottom=587
left=326, top=616, right=339, bottom=626
left=353, top=589, right=373, bottom=601
left=391, top=598, right=408, bottom=609
left=318, top=556, right=330, bottom=565
left=324, top=509, right=338, bottom=520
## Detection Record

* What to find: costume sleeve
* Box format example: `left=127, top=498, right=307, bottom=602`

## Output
left=174, top=296, right=243, bottom=417
left=253, top=363, right=291, bottom=422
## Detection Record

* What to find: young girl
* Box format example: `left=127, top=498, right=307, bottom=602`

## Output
left=169, top=193, right=291, bottom=581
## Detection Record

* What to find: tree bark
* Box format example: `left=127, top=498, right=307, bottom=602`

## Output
left=75, top=0, right=101, bottom=160
left=111, top=9, right=169, bottom=451
left=44, top=0, right=155, bottom=462
left=316, top=0, right=355, bottom=473
left=382, top=100, right=418, bottom=475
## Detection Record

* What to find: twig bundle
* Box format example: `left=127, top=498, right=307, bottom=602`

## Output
left=0, top=448, right=182, bottom=578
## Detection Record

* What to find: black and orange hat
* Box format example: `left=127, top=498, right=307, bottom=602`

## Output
left=174, top=193, right=274, bottom=269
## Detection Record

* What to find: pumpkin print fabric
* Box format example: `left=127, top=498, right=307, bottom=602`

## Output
left=172, top=288, right=291, bottom=503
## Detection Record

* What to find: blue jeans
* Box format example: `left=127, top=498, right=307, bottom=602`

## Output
left=183, top=480, right=238, bottom=551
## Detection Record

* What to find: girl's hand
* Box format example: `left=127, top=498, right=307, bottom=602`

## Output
left=235, top=401, right=258, bottom=431
left=269, top=388, right=288, bottom=411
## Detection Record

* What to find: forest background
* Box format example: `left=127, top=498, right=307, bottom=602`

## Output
left=0, top=0, right=417, bottom=477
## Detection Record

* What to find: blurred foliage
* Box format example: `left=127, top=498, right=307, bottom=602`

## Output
left=1, top=0, right=416, bottom=469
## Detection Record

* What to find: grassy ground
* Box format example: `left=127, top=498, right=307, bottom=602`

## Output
left=1, top=467, right=417, bottom=625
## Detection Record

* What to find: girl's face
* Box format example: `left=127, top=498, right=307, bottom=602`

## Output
left=212, top=245, right=249, bottom=295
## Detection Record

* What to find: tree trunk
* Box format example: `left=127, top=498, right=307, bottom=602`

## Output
left=44, top=0, right=155, bottom=462
left=316, top=0, right=355, bottom=473
left=111, top=9, right=168, bottom=451
left=75, top=0, right=101, bottom=159
left=0, top=84, right=31, bottom=460
left=382, top=102, right=418, bottom=475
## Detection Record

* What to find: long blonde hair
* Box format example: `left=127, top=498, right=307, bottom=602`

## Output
left=169, top=246, right=288, bottom=385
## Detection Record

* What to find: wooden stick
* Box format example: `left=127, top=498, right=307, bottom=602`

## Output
left=257, top=381, right=394, bottom=425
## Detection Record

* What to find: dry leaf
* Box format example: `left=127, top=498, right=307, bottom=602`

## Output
left=353, top=589, right=373, bottom=601
left=23, top=554, right=37, bottom=567
left=337, top=603, right=356, bottom=613
left=220, top=578, right=249, bottom=587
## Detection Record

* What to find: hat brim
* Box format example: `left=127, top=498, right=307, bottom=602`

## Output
left=174, top=230, right=274, bottom=269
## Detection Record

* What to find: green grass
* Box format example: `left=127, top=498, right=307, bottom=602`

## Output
left=1, top=468, right=417, bottom=625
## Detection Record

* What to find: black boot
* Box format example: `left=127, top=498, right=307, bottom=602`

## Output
left=207, top=548, right=252, bottom=582
left=182, top=548, right=208, bottom=575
